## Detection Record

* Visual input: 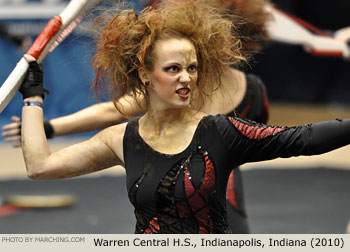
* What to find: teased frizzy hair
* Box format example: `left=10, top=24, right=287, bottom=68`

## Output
left=92, top=0, right=245, bottom=114
left=215, top=0, right=272, bottom=54
left=149, top=0, right=272, bottom=54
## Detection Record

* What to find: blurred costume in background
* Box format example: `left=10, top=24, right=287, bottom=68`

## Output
left=0, top=21, right=31, bottom=51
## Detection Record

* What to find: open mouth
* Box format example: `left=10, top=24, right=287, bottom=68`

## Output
left=176, top=88, right=191, bottom=99
left=176, top=88, right=190, bottom=95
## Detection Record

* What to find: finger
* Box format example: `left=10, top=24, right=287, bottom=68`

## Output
left=4, top=136, right=21, bottom=143
left=11, top=116, right=21, bottom=122
left=2, top=128, right=21, bottom=137
left=23, top=54, right=36, bottom=63
left=2, top=122, right=21, bottom=131
left=13, top=143, right=22, bottom=148
left=334, top=27, right=350, bottom=42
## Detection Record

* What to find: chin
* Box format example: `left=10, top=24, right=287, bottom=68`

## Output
left=165, top=102, right=190, bottom=110
left=175, top=101, right=191, bottom=108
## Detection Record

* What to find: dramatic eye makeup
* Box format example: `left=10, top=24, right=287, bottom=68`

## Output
left=187, top=64, right=197, bottom=73
left=163, top=65, right=180, bottom=73
left=163, top=63, right=197, bottom=74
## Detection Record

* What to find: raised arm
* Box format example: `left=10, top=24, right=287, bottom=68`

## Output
left=264, top=5, right=350, bottom=59
left=20, top=57, right=124, bottom=180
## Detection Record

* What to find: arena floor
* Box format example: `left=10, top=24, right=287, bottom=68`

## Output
left=1, top=103, right=350, bottom=234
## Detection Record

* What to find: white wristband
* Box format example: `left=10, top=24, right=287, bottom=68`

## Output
left=23, top=101, right=43, bottom=108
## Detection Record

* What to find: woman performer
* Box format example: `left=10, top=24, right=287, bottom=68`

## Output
left=3, top=72, right=266, bottom=235
left=4, top=0, right=271, bottom=234
left=3, top=0, right=348, bottom=233
left=19, top=0, right=350, bottom=234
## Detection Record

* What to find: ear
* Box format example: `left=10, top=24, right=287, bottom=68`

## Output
left=138, top=67, right=150, bottom=86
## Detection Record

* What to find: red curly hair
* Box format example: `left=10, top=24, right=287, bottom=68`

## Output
left=148, top=0, right=271, bottom=53
left=92, top=0, right=245, bottom=113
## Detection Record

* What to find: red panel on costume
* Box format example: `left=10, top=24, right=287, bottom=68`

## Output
left=228, top=117, right=286, bottom=139
left=183, top=150, right=215, bottom=233
left=144, top=217, right=160, bottom=233
left=226, top=170, right=240, bottom=210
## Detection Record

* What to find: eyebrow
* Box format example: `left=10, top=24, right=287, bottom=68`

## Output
left=162, top=60, right=198, bottom=66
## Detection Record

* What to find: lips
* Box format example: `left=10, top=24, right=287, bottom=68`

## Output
left=176, top=88, right=190, bottom=99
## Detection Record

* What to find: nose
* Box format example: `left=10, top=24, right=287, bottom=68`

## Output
left=179, top=71, right=191, bottom=83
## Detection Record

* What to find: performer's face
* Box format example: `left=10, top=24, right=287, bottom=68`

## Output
left=144, top=38, right=198, bottom=110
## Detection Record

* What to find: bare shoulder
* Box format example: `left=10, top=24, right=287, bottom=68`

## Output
left=195, top=111, right=208, bottom=121
left=93, top=122, right=128, bottom=163
left=95, top=122, right=128, bottom=143
left=108, top=122, right=128, bottom=134
left=223, top=68, right=246, bottom=87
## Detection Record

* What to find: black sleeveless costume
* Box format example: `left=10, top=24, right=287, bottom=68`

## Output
left=123, top=114, right=350, bottom=233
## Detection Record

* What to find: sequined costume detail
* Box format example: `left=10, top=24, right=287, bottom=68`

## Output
left=129, top=145, right=218, bottom=233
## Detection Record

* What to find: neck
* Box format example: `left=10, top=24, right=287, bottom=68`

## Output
left=141, top=107, right=197, bottom=135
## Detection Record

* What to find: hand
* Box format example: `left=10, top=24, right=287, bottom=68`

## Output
left=2, top=116, right=22, bottom=148
left=334, top=26, right=350, bottom=43
left=19, top=55, right=49, bottom=99
left=2, top=116, right=55, bottom=148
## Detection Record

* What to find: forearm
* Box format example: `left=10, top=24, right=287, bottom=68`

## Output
left=21, top=96, right=51, bottom=178
left=50, top=102, right=122, bottom=136
left=308, top=119, right=350, bottom=154
left=49, top=95, right=146, bottom=137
